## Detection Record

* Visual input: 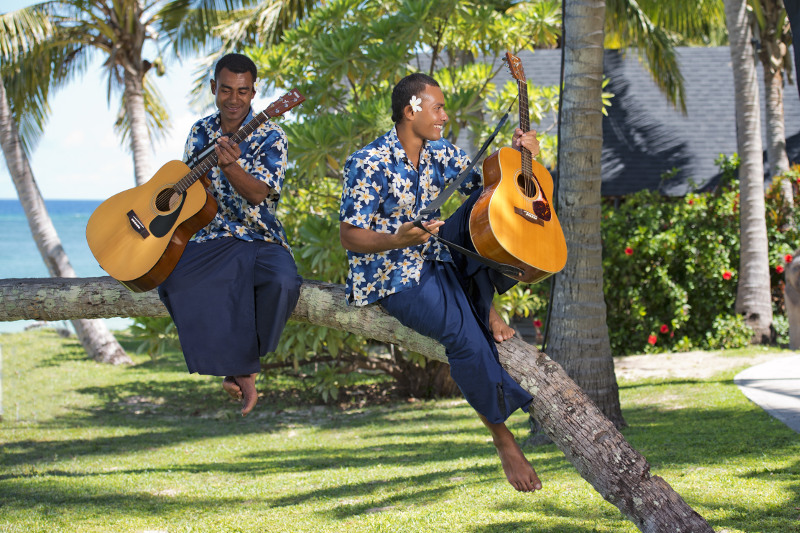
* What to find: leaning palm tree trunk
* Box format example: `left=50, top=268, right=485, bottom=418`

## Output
left=724, top=0, right=774, bottom=342
left=545, top=0, right=625, bottom=427
left=0, top=75, right=131, bottom=364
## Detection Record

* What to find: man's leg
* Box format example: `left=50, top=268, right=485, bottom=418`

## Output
left=380, top=262, right=538, bottom=491
left=439, top=189, right=519, bottom=342
left=223, top=242, right=301, bottom=416
left=479, top=414, right=542, bottom=492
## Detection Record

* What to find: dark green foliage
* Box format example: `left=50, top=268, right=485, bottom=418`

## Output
left=602, top=155, right=800, bottom=354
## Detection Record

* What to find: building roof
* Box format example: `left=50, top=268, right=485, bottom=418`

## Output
left=495, top=47, right=800, bottom=197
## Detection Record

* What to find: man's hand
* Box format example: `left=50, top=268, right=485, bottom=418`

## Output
left=512, top=128, right=540, bottom=158
left=394, top=220, right=445, bottom=248
left=340, top=219, right=445, bottom=254
left=215, top=136, right=242, bottom=171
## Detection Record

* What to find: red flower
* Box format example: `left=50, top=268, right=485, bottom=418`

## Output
left=648, top=334, right=657, bottom=345
left=659, top=324, right=669, bottom=334
left=533, top=319, right=543, bottom=328
left=687, top=199, right=694, bottom=205
left=624, top=247, right=634, bottom=256
left=722, top=270, right=732, bottom=280
left=785, top=254, right=793, bottom=263
left=777, top=265, right=785, bottom=274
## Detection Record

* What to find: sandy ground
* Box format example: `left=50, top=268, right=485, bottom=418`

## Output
left=612, top=350, right=791, bottom=381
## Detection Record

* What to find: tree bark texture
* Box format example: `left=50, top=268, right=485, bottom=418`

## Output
left=123, top=68, right=153, bottom=187
left=725, top=0, right=775, bottom=342
left=546, top=0, right=624, bottom=427
left=0, top=276, right=712, bottom=532
left=0, top=76, right=130, bottom=365
left=757, top=0, right=790, bottom=177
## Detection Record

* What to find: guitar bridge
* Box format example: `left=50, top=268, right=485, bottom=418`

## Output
left=514, top=206, right=543, bottom=225
left=127, top=210, right=150, bottom=239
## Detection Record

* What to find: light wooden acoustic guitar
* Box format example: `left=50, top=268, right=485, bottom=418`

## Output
left=469, top=53, right=567, bottom=283
left=86, top=89, right=305, bottom=293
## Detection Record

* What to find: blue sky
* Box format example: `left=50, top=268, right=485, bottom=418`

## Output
left=1, top=0, right=271, bottom=200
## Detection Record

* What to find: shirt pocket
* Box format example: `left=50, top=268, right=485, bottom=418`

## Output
left=385, top=174, right=416, bottom=217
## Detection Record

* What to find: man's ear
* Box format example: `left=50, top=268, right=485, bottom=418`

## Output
left=403, top=104, right=415, bottom=122
left=210, top=79, right=217, bottom=95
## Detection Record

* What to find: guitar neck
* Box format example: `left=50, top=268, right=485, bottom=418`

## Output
left=173, top=111, right=270, bottom=194
left=517, top=78, right=533, bottom=178
left=172, top=89, right=305, bottom=194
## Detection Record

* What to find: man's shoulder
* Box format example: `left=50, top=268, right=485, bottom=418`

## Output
left=426, top=137, right=462, bottom=155
left=254, top=119, right=287, bottom=140
left=193, top=112, right=219, bottom=128
left=347, top=131, right=394, bottom=165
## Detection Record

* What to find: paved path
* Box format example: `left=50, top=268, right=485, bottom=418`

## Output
left=734, top=354, right=800, bottom=433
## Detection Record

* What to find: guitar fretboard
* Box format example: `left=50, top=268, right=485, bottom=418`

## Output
left=171, top=89, right=304, bottom=195
left=517, top=78, right=533, bottom=182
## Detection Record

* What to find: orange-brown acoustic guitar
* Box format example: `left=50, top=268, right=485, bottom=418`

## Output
left=86, top=89, right=305, bottom=293
left=469, top=53, right=567, bottom=283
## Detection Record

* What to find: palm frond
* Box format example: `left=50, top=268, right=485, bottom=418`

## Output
left=1, top=40, right=89, bottom=153
left=605, top=0, right=687, bottom=112
left=0, top=4, right=58, bottom=61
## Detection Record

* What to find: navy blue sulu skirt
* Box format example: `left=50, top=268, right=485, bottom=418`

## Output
left=158, top=237, right=301, bottom=376
left=380, top=189, right=533, bottom=424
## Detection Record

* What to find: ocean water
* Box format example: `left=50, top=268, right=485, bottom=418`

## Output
left=0, top=198, right=132, bottom=333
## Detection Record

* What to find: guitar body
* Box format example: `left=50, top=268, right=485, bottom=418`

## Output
left=469, top=147, right=567, bottom=283
left=86, top=160, right=218, bottom=292
left=85, top=89, right=304, bottom=292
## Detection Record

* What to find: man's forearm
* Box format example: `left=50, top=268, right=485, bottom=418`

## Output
left=221, top=163, right=270, bottom=205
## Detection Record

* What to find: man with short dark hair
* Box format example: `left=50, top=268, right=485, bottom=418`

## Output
left=158, top=53, right=301, bottom=416
left=339, top=73, right=543, bottom=492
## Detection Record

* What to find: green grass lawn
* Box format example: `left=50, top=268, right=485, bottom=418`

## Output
left=1, top=330, right=798, bottom=532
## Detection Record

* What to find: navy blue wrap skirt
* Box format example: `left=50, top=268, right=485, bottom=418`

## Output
left=380, top=190, right=533, bottom=424
left=157, top=238, right=302, bottom=376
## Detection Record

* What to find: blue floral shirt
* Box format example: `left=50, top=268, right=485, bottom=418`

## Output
left=183, top=108, right=291, bottom=251
left=340, top=127, right=481, bottom=306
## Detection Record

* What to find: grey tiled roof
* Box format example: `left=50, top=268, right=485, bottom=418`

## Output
left=496, top=47, right=800, bottom=197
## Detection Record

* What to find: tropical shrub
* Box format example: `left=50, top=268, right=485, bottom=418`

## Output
left=601, top=155, right=800, bottom=354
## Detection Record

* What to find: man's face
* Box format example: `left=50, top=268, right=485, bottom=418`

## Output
left=211, top=67, right=256, bottom=129
left=410, top=85, right=448, bottom=141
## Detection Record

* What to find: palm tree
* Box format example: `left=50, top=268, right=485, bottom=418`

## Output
left=543, top=0, right=625, bottom=428
left=0, top=74, right=131, bottom=364
left=1, top=0, right=287, bottom=187
left=1, top=8, right=131, bottom=364
left=724, top=0, right=774, bottom=342
left=751, top=0, right=791, bottom=177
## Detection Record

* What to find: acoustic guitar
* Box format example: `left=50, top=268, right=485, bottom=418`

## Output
left=86, top=89, right=305, bottom=293
left=469, top=53, right=567, bottom=283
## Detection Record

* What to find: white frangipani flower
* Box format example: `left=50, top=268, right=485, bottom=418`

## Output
left=409, top=95, right=422, bottom=113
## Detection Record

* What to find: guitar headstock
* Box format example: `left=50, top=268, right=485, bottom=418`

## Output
left=504, top=52, right=526, bottom=83
left=265, top=89, right=306, bottom=118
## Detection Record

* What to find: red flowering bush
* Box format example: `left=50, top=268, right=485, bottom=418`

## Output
left=601, top=154, right=795, bottom=354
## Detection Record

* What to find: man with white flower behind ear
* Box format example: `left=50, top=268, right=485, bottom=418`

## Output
left=339, top=73, right=543, bottom=492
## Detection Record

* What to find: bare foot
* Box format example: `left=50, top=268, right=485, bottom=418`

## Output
left=488, top=306, right=516, bottom=343
left=234, top=373, right=258, bottom=416
left=222, top=376, right=242, bottom=400
left=480, top=415, right=542, bottom=492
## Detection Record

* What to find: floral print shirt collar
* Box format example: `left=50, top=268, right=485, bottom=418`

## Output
left=182, top=108, right=292, bottom=252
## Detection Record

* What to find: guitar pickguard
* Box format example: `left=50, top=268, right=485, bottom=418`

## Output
left=149, top=193, right=187, bottom=238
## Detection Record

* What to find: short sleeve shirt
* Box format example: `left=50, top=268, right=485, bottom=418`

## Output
left=183, top=108, right=291, bottom=251
left=339, top=126, right=481, bottom=306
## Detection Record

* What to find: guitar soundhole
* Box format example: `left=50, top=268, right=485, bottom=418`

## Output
left=517, top=174, right=537, bottom=198
left=155, top=188, right=178, bottom=212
